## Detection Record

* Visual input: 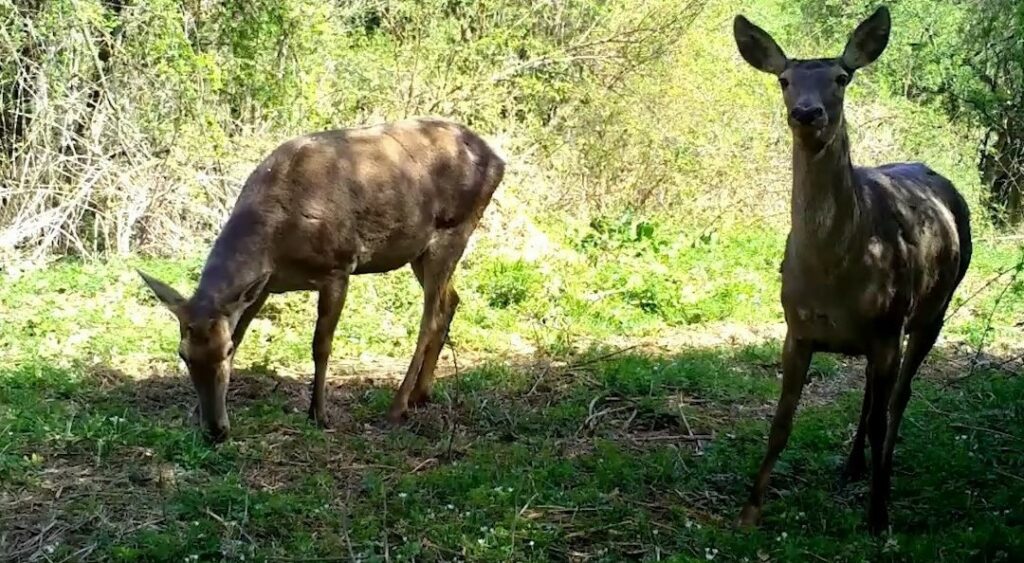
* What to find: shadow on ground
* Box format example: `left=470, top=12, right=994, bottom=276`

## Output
left=2, top=340, right=1022, bottom=561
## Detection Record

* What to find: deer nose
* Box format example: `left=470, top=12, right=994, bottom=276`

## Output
left=790, top=106, right=824, bottom=126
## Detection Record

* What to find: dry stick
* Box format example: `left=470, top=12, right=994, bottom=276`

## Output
left=963, top=258, right=1023, bottom=381
left=382, top=482, right=391, bottom=563
left=527, top=365, right=552, bottom=396
left=677, top=406, right=705, bottom=451
left=229, top=454, right=254, bottom=550
left=265, top=557, right=352, bottom=562
left=341, top=489, right=357, bottom=562
left=991, top=350, right=1024, bottom=373
left=507, top=493, right=538, bottom=563
left=568, top=344, right=642, bottom=370
left=446, top=339, right=461, bottom=461
left=528, top=343, right=641, bottom=399
left=578, top=392, right=635, bottom=435
left=923, top=399, right=1023, bottom=443
left=632, top=434, right=713, bottom=442
left=54, top=543, right=98, bottom=563
left=944, top=258, right=1022, bottom=323
left=950, top=422, right=1023, bottom=442
left=203, top=508, right=229, bottom=529
left=621, top=408, right=639, bottom=430
left=994, top=467, right=1024, bottom=484
left=409, top=457, right=438, bottom=473
left=978, top=234, right=1024, bottom=243
left=579, top=405, right=634, bottom=434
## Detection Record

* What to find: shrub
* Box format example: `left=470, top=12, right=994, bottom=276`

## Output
left=473, top=258, right=543, bottom=310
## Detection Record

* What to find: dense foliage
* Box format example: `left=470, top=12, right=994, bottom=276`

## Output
left=0, top=0, right=701, bottom=259
left=0, top=0, right=1019, bottom=259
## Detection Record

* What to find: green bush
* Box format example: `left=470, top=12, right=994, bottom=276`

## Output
left=473, top=258, right=543, bottom=310
left=574, top=212, right=666, bottom=260
left=0, top=0, right=1013, bottom=265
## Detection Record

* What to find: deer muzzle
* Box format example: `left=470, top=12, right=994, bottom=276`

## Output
left=192, top=369, right=231, bottom=443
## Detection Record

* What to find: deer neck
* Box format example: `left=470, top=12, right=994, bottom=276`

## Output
left=789, top=121, right=861, bottom=261
left=192, top=207, right=273, bottom=322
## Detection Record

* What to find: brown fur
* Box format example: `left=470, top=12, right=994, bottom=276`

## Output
left=140, top=118, right=505, bottom=442
left=733, top=7, right=972, bottom=534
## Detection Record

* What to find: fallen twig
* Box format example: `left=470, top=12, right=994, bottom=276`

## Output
left=203, top=508, right=230, bottom=529
left=944, top=259, right=1021, bottom=323
left=568, top=344, right=642, bottom=370
left=630, top=434, right=714, bottom=442
left=950, top=422, right=1022, bottom=442
left=409, top=458, right=438, bottom=473
left=677, top=406, right=704, bottom=451
left=445, top=339, right=461, bottom=461
left=527, top=365, right=552, bottom=396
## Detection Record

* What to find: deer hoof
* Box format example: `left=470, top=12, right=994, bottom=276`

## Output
left=867, top=506, right=889, bottom=536
left=386, top=405, right=408, bottom=426
left=736, top=504, right=762, bottom=529
left=838, top=457, right=867, bottom=488
left=307, top=407, right=331, bottom=429
left=408, top=390, right=432, bottom=408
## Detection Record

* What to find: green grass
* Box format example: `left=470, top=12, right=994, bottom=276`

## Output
left=2, top=224, right=1022, bottom=561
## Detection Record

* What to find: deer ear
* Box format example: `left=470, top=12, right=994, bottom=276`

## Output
left=841, top=6, right=890, bottom=70
left=138, top=270, right=186, bottom=313
left=733, top=15, right=788, bottom=75
left=218, top=272, right=270, bottom=316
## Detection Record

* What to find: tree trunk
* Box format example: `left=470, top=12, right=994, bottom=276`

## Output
left=980, top=127, right=1024, bottom=226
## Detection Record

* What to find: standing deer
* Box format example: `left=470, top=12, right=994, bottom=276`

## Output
left=732, top=6, right=972, bottom=534
left=138, top=118, right=504, bottom=442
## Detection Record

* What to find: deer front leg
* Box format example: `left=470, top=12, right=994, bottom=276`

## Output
left=310, top=276, right=349, bottom=428
left=738, top=332, right=812, bottom=528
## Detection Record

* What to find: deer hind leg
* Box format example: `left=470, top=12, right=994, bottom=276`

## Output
left=409, top=258, right=460, bottom=407
left=866, top=334, right=902, bottom=535
left=309, top=275, right=349, bottom=428
left=841, top=370, right=873, bottom=487
left=877, top=322, right=941, bottom=516
left=738, top=332, right=812, bottom=528
left=388, top=230, right=470, bottom=424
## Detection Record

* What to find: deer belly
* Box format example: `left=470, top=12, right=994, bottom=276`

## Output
left=351, top=232, right=433, bottom=275
left=266, top=271, right=321, bottom=292
left=785, top=305, right=871, bottom=354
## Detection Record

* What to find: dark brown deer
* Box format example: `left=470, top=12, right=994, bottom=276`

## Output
left=732, top=6, right=972, bottom=534
left=138, top=118, right=505, bottom=442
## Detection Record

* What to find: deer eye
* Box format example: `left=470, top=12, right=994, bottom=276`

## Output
left=835, top=74, right=849, bottom=86
left=225, top=343, right=235, bottom=357
left=778, top=77, right=790, bottom=89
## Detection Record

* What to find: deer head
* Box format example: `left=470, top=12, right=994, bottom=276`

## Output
left=733, top=7, right=891, bottom=150
left=138, top=270, right=269, bottom=442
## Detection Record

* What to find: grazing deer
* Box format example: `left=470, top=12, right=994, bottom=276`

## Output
left=732, top=7, right=972, bottom=534
left=138, top=118, right=505, bottom=442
